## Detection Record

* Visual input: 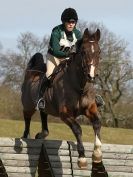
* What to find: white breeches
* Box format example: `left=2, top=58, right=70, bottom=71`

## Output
left=46, top=53, right=65, bottom=77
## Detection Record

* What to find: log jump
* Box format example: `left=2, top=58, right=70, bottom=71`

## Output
left=0, top=138, right=133, bottom=177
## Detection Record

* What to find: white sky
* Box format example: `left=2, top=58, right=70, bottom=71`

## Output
left=0, top=0, right=133, bottom=56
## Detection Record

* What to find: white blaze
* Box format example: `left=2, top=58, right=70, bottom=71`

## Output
left=91, top=44, right=95, bottom=53
left=90, top=61, right=95, bottom=78
left=89, top=44, right=95, bottom=78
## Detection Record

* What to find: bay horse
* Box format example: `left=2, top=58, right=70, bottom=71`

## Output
left=21, top=28, right=102, bottom=169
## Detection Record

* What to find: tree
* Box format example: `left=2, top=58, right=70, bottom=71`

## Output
left=0, top=32, right=49, bottom=90
left=17, top=32, right=49, bottom=70
left=0, top=52, right=23, bottom=89
left=96, top=24, right=132, bottom=127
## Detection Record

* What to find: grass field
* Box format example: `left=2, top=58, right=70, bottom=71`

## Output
left=0, top=118, right=133, bottom=145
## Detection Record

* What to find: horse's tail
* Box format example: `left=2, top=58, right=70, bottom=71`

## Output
left=27, top=52, right=46, bottom=73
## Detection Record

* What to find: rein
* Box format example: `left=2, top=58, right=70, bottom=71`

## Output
left=77, top=44, right=97, bottom=95
left=81, top=52, right=93, bottom=81
left=26, top=69, right=45, bottom=74
left=81, top=40, right=96, bottom=81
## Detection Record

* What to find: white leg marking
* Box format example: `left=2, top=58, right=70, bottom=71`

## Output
left=95, top=134, right=102, bottom=147
left=92, top=134, right=102, bottom=162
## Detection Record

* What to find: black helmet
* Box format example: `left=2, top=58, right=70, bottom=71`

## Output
left=61, top=8, right=78, bottom=23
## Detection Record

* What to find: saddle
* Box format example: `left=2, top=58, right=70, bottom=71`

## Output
left=49, top=59, right=72, bottom=84
left=39, top=58, right=72, bottom=100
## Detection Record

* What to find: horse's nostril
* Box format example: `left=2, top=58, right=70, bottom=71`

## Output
left=87, top=74, right=91, bottom=79
left=91, top=78, right=95, bottom=83
left=88, top=74, right=95, bottom=83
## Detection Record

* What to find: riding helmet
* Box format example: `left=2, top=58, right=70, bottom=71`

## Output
left=61, top=8, right=78, bottom=23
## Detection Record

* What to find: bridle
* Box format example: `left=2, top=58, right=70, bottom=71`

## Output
left=81, top=40, right=98, bottom=82
left=81, top=54, right=93, bottom=81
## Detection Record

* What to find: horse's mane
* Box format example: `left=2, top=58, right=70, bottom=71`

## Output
left=27, top=52, right=46, bottom=73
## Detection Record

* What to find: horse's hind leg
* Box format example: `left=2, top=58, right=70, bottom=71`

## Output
left=61, top=114, right=87, bottom=169
left=35, top=111, right=49, bottom=139
left=22, top=110, right=35, bottom=138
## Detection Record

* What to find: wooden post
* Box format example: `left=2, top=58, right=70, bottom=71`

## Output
left=0, top=159, right=8, bottom=177
left=38, top=144, right=53, bottom=177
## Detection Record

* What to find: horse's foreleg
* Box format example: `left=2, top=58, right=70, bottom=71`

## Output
left=91, top=115, right=102, bottom=163
left=35, top=111, right=49, bottom=139
left=87, top=103, right=102, bottom=163
left=22, top=110, right=35, bottom=138
left=61, top=114, right=87, bottom=169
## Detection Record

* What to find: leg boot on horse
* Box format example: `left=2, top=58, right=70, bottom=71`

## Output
left=91, top=161, right=108, bottom=177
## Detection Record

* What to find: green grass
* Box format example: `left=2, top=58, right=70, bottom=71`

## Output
left=0, top=118, right=133, bottom=145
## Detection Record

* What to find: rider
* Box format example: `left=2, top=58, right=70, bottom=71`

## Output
left=36, top=8, right=104, bottom=110
left=36, top=8, right=81, bottom=110
left=46, top=7, right=81, bottom=77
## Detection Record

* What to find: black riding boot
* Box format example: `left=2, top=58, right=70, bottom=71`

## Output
left=36, top=75, right=49, bottom=110
left=95, top=94, right=105, bottom=107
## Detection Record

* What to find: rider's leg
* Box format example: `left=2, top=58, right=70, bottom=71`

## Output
left=36, top=54, right=60, bottom=110
left=46, top=53, right=60, bottom=77
left=36, top=75, right=49, bottom=110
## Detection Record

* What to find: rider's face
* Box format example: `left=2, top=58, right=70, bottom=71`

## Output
left=64, top=20, right=76, bottom=32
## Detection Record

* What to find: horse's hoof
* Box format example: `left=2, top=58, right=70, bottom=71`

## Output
left=35, top=133, right=42, bottom=139
left=92, top=153, right=102, bottom=163
left=35, top=131, right=49, bottom=139
left=77, top=157, right=88, bottom=169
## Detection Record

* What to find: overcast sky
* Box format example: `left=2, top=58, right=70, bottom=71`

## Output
left=0, top=0, right=133, bottom=56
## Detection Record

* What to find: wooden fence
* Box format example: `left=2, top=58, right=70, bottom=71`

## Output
left=0, top=138, right=133, bottom=177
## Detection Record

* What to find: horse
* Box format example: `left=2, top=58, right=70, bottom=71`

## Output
left=21, top=28, right=102, bottom=169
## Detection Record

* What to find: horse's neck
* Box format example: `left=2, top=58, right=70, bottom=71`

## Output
left=67, top=55, right=86, bottom=91
left=67, top=55, right=95, bottom=95
left=82, top=82, right=95, bottom=95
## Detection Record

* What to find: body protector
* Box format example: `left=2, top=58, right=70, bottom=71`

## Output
left=59, top=31, right=77, bottom=54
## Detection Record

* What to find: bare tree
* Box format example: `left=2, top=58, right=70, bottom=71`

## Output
left=17, top=32, right=49, bottom=70
left=0, top=52, right=24, bottom=89
left=96, top=24, right=133, bottom=127
left=0, top=32, right=49, bottom=90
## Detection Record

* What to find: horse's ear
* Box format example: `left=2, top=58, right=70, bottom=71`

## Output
left=95, top=29, right=100, bottom=41
left=83, top=28, right=90, bottom=42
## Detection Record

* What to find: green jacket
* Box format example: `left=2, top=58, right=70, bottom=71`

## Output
left=48, top=24, right=81, bottom=58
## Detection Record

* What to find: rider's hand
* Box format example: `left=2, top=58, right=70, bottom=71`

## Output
left=70, top=45, right=76, bottom=54
left=66, top=45, right=76, bottom=58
